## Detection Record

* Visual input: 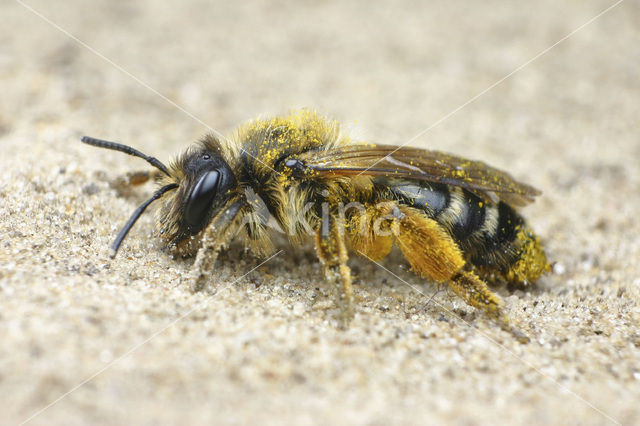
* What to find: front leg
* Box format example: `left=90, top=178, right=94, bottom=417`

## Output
left=192, top=198, right=245, bottom=292
left=315, top=214, right=355, bottom=325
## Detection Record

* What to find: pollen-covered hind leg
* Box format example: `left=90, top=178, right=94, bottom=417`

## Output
left=449, top=270, right=530, bottom=343
left=393, top=206, right=529, bottom=342
left=315, top=217, right=354, bottom=325
left=448, top=270, right=504, bottom=319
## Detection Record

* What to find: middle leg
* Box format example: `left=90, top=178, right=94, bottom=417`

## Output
left=315, top=214, right=355, bottom=325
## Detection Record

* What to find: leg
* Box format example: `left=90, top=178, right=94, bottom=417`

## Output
left=315, top=215, right=355, bottom=325
left=347, top=203, right=395, bottom=261
left=448, top=270, right=505, bottom=319
left=191, top=199, right=245, bottom=292
left=392, top=206, right=528, bottom=341
left=449, top=270, right=530, bottom=343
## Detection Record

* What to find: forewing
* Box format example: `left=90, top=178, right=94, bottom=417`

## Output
left=299, top=144, right=540, bottom=206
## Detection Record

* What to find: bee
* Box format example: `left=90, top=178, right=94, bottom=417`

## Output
left=82, top=110, right=549, bottom=341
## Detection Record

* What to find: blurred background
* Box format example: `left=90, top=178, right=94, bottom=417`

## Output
left=3, top=0, right=636, bottom=164
left=1, top=1, right=638, bottom=425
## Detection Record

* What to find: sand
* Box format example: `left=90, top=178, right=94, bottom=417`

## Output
left=1, top=0, right=639, bottom=425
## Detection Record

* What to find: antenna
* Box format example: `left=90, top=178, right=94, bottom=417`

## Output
left=81, top=136, right=171, bottom=177
left=109, top=183, right=178, bottom=257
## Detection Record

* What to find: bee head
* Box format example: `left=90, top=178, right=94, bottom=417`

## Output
left=157, top=134, right=239, bottom=249
left=81, top=134, right=238, bottom=257
left=168, top=144, right=238, bottom=241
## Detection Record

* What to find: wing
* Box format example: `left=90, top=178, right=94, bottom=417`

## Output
left=297, top=144, right=540, bottom=206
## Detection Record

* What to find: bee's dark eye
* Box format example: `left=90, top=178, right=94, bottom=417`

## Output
left=185, top=170, right=220, bottom=229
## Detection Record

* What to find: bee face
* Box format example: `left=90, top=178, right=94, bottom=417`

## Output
left=179, top=149, right=238, bottom=235
left=159, top=145, right=239, bottom=247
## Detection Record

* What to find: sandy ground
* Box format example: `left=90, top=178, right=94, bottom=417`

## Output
left=1, top=1, right=639, bottom=425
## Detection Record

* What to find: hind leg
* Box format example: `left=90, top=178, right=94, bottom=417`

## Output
left=393, top=206, right=529, bottom=341
left=447, top=270, right=505, bottom=320
left=353, top=204, right=526, bottom=341
left=448, top=270, right=529, bottom=342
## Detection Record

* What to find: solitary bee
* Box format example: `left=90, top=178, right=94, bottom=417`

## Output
left=82, top=110, right=549, bottom=340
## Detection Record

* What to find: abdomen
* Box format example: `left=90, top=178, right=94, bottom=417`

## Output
left=387, top=181, right=549, bottom=284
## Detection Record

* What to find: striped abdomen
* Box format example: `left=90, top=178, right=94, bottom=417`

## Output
left=388, top=181, right=528, bottom=273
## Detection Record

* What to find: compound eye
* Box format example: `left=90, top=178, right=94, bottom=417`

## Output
left=185, top=170, right=220, bottom=229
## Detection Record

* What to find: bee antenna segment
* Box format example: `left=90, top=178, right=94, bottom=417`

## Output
left=110, top=183, right=178, bottom=257
left=81, top=136, right=172, bottom=177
